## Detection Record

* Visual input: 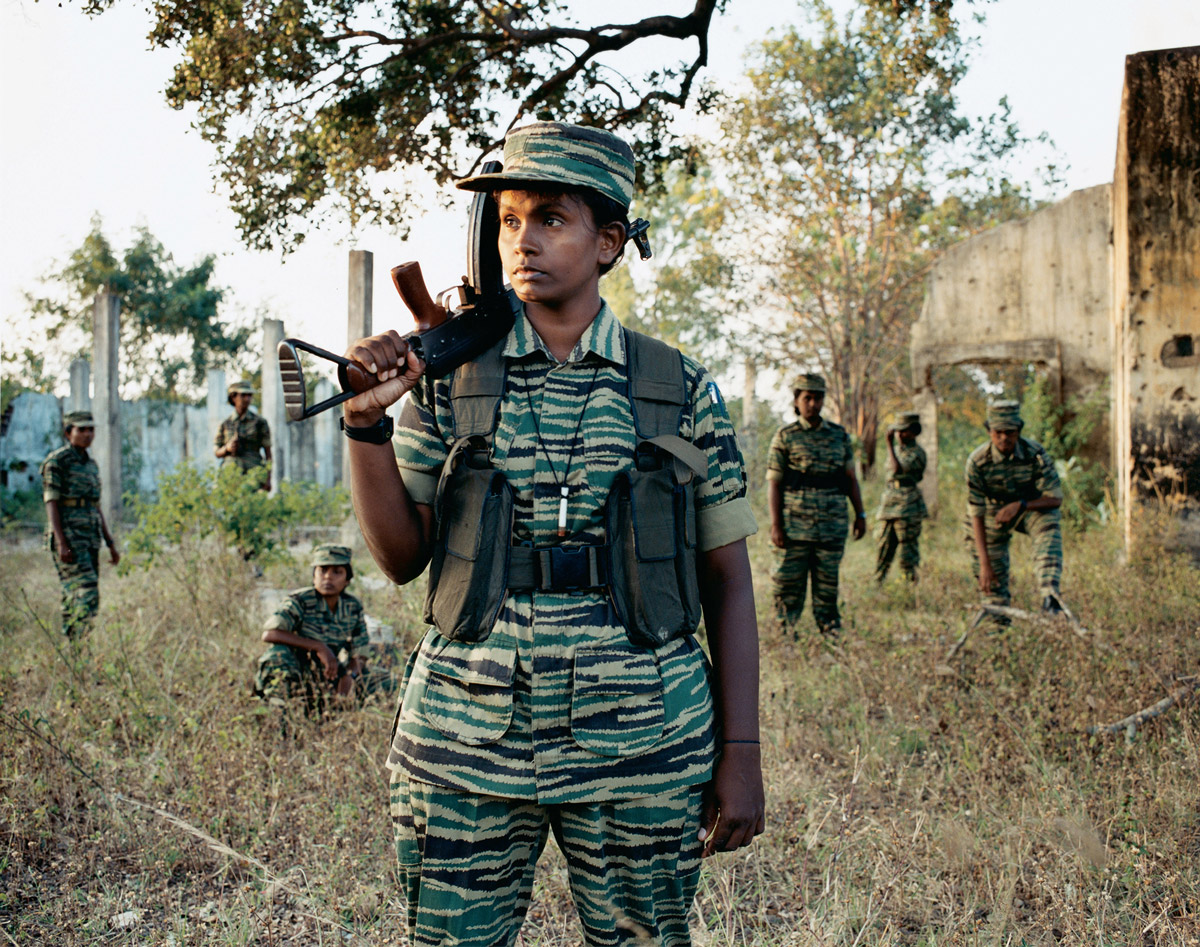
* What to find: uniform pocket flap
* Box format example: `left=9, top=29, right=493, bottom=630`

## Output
left=571, top=647, right=664, bottom=757
left=420, top=640, right=516, bottom=746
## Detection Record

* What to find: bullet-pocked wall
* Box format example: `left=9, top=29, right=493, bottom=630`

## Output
left=909, top=184, right=1114, bottom=517
left=1112, top=45, right=1200, bottom=557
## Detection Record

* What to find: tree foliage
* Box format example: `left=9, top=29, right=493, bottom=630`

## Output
left=79, top=0, right=970, bottom=251
left=716, top=0, right=1051, bottom=471
left=22, top=219, right=251, bottom=400
left=86, top=0, right=729, bottom=250
left=605, top=159, right=739, bottom=373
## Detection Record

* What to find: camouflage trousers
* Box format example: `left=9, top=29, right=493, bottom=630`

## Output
left=968, top=508, right=1063, bottom=613
left=390, top=772, right=704, bottom=947
left=52, top=543, right=100, bottom=638
left=772, top=538, right=845, bottom=631
left=875, top=518, right=922, bottom=582
left=254, top=644, right=382, bottom=710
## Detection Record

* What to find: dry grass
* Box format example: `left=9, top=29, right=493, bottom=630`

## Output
left=0, top=491, right=1196, bottom=945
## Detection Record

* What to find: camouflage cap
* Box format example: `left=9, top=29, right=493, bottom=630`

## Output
left=455, top=122, right=636, bottom=209
left=986, top=400, right=1023, bottom=431
left=791, top=373, right=826, bottom=394
left=227, top=380, right=255, bottom=396
left=310, top=544, right=352, bottom=569
left=63, top=410, right=95, bottom=428
left=888, top=412, right=922, bottom=433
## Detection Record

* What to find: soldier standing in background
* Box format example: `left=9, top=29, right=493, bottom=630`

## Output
left=874, top=412, right=928, bottom=583
left=41, top=410, right=120, bottom=638
left=254, top=544, right=370, bottom=710
left=214, top=379, right=271, bottom=488
left=767, top=373, right=866, bottom=636
left=966, top=401, right=1065, bottom=622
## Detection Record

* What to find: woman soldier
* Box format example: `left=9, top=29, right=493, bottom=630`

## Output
left=340, top=122, right=764, bottom=946
left=41, top=410, right=119, bottom=637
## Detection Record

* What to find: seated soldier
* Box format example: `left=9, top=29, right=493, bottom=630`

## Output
left=254, top=544, right=369, bottom=709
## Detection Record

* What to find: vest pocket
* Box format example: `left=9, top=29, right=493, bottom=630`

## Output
left=420, top=643, right=515, bottom=746
left=570, top=647, right=664, bottom=756
left=425, top=443, right=514, bottom=642
left=606, top=468, right=701, bottom=648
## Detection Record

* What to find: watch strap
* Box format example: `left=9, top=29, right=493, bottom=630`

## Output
left=340, top=414, right=394, bottom=444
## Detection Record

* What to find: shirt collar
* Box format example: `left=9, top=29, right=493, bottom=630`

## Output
left=796, top=414, right=825, bottom=431
left=502, top=300, right=627, bottom=367
left=989, top=437, right=1025, bottom=463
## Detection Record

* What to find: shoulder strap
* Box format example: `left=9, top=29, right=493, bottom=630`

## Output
left=447, top=338, right=507, bottom=439
left=625, top=328, right=708, bottom=480
left=625, top=327, right=686, bottom=439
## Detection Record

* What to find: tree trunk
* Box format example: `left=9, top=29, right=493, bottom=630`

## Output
left=741, top=357, right=758, bottom=493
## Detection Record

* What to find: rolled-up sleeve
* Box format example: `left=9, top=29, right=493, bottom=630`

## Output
left=394, top=381, right=451, bottom=507
left=41, top=455, right=63, bottom=502
left=264, top=595, right=302, bottom=632
left=686, top=363, right=758, bottom=551
left=966, top=456, right=988, bottom=520
left=1035, top=447, right=1064, bottom=501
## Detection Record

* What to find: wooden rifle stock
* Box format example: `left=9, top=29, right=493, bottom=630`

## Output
left=390, top=262, right=448, bottom=333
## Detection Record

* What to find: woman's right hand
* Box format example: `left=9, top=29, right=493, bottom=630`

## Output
left=342, top=331, right=427, bottom=426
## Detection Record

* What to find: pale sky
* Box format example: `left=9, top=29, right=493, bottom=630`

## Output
left=1, top=0, right=1197, bottom=379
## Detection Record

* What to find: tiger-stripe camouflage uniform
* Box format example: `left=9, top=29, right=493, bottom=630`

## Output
left=766, top=381, right=855, bottom=632
left=965, top=402, right=1063, bottom=620
left=215, top=410, right=270, bottom=472
left=874, top=413, right=927, bottom=582
left=254, top=585, right=369, bottom=704
left=388, top=301, right=756, bottom=946
left=41, top=434, right=104, bottom=637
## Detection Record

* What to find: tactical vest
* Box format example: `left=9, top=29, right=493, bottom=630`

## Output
left=423, top=328, right=708, bottom=649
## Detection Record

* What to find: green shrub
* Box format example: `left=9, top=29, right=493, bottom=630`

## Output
left=1021, top=376, right=1111, bottom=530
left=120, top=462, right=350, bottom=570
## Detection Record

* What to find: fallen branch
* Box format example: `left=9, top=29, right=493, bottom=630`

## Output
left=1086, top=677, right=1200, bottom=738
left=963, top=603, right=1112, bottom=651
left=946, top=608, right=986, bottom=660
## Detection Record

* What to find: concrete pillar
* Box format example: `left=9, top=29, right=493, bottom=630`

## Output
left=1112, top=46, right=1200, bottom=557
left=261, top=318, right=287, bottom=493
left=68, top=359, right=91, bottom=414
left=344, top=250, right=374, bottom=486
left=314, top=378, right=338, bottom=488
left=91, top=291, right=121, bottom=527
left=913, top=385, right=939, bottom=518
left=204, top=368, right=226, bottom=469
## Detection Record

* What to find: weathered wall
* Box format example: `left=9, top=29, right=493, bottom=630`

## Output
left=913, top=183, right=1113, bottom=395
left=1112, top=46, right=1200, bottom=556
left=910, top=184, right=1113, bottom=515
left=0, top=393, right=62, bottom=493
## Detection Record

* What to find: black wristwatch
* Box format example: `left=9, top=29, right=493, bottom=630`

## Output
left=340, top=415, right=394, bottom=444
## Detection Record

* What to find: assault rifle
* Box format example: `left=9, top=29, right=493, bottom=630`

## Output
left=276, top=160, right=522, bottom=421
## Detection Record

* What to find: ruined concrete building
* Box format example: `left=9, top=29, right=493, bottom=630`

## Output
left=911, top=45, right=1199, bottom=557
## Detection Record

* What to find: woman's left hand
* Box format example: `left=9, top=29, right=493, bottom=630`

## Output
left=698, top=743, right=765, bottom=856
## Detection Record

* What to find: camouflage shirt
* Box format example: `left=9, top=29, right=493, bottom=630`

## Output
left=766, top=416, right=854, bottom=543
left=40, top=444, right=102, bottom=550
left=265, top=587, right=369, bottom=660
left=387, top=302, right=757, bottom=804
left=215, top=410, right=271, bottom=470
left=966, top=436, right=1063, bottom=520
left=876, top=442, right=928, bottom=521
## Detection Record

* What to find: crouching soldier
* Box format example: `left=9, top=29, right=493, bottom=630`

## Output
left=874, top=412, right=927, bottom=583
left=254, top=544, right=369, bottom=709
left=966, top=401, right=1064, bottom=622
